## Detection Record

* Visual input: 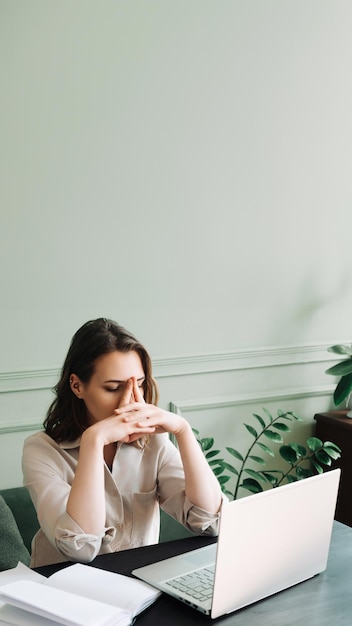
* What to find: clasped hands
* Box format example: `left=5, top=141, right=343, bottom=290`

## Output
left=92, top=377, right=188, bottom=445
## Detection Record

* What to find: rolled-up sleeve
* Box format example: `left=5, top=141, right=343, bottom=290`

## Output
left=53, top=511, right=116, bottom=562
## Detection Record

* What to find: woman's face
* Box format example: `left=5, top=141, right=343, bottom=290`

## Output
left=72, top=350, right=145, bottom=425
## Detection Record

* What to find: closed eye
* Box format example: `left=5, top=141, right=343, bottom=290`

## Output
left=104, top=377, right=145, bottom=393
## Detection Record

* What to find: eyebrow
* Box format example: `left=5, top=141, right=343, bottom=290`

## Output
left=104, top=377, right=145, bottom=383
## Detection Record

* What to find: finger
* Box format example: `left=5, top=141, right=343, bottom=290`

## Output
left=123, top=426, right=156, bottom=443
left=118, top=379, right=133, bottom=408
left=136, top=421, right=152, bottom=428
left=121, top=407, right=152, bottom=423
left=131, top=378, right=137, bottom=403
left=127, top=429, right=155, bottom=443
left=133, top=377, right=145, bottom=403
left=115, top=401, right=145, bottom=416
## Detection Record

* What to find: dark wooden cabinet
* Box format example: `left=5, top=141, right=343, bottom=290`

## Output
left=314, top=410, right=352, bottom=527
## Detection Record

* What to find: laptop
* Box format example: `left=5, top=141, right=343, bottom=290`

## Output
left=132, top=468, right=340, bottom=619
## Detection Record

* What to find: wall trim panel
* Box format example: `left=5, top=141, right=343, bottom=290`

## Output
left=0, top=369, right=59, bottom=394
left=154, top=342, right=340, bottom=378
left=0, top=341, right=339, bottom=391
left=0, top=421, right=43, bottom=435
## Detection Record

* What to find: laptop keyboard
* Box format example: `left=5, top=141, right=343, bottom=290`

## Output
left=164, top=565, right=215, bottom=602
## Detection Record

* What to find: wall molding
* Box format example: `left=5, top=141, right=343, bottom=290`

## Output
left=0, top=341, right=341, bottom=393
left=154, top=342, right=340, bottom=378
left=0, top=421, right=43, bottom=435
left=0, top=369, right=60, bottom=394
left=169, top=384, right=335, bottom=414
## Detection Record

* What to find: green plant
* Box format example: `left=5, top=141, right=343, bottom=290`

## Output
left=194, top=408, right=341, bottom=499
left=325, top=343, right=352, bottom=406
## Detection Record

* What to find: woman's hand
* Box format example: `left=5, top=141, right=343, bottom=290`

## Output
left=86, top=379, right=156, bottom=446
left=115, top=378, right=189, bottom=438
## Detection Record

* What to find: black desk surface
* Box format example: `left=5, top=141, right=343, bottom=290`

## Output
left=37, top=521, right=352, bottom=626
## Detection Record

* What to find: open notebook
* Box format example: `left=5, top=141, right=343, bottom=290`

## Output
left=133, top=469, right=340, bottom=619
left=0, top=562, right=161, bottom=626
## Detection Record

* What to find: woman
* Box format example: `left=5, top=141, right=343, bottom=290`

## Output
left=22, top=318, right=224, bottom=567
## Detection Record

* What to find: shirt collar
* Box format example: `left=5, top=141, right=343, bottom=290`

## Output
left=58, top=437, right=81, bottom=450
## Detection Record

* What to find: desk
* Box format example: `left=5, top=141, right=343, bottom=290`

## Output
left=37, top=522, right=352, bottom=626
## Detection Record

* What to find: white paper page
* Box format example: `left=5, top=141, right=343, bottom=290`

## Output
left=0, top=603, right=64, bottom=626
left=0, top=564, right=44, bottom=588
left=0, top=581, right=131, bottom=626
left=48, top=564, right=161, bottom=617
left=0, top=564, right=45, bottom=610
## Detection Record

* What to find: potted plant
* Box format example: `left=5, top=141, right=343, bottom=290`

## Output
left=325, top=343, right=352, bottom=413
left=194, top=408, right=341, bottom=499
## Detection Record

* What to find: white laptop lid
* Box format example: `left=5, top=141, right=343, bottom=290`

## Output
left=211, top=468, right=340, bottom=618
left=133, top=469, right=340, bottom=619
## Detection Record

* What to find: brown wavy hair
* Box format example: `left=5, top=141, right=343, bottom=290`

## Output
left=44, top=318, right=158, bottom=444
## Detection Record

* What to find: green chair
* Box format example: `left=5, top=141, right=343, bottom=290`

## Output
left=0, top=494, right=31, bottom=571
left=159, top=509, right=194, bottom=542
left=0, top=486, right=39, bottom=554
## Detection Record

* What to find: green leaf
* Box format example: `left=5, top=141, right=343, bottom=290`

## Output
left=226, top=447, right=244, bottom=461
left=277, top=412, right=295, bottom=421
left=334, top=373, right=352, bottom=405
left=325, top=359, right=352, bottom=376
left=280, top=445, right=299, bottom=463
left=307, top=437, right=323, bottom=452
left=328, top=344, right=352, bottom=356
left=261, top=471, right=280, bottom=486
left=262, top=407, right=273, bottom=422
left=256, top=442, right=275, bottom=457
left=253, top=413, right=266, bottom=429
left=248, top=455, right=266, bottom=465
left=263, top=429, right=283, bottom=443
left=291, top=412, right=303, bottom=422
left=244, top=423, right=258, bottom=438
left=220, top=462, right=239, bottom=475
left=272, top=422, right=291, bottom=432
left=205, top=449, right=221, bottom=459
left=286, top=475, right=298, bottom=483
left=244, top=469, right=268, bottom=483
left=311, top=459, right=324, bottom=474
left=240, top=478, right=263, bottom=493
left=208, top=459, right=224, bottom=466
left=323, top=446, right=341, bottom=460
left=296, top=467, right=314, bottom=479
left=212, top=466, right=226, bottom=476
left=288, top=443, right=306, bottom=457
left=315, top=450, right=332, bottom=466
left=200, top=437, right=214, bottom=451
left=323, top=441, right=341, bottom=452
left=217, top=475, right=231, bottom=485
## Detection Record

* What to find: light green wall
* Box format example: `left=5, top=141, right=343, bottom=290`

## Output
left=1, top=0, right=351, bottom=368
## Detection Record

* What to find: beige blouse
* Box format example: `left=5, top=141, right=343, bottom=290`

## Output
left=22, top=431, right=223, bottom=567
